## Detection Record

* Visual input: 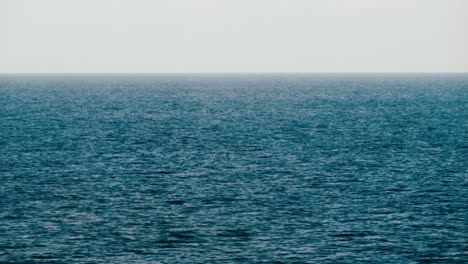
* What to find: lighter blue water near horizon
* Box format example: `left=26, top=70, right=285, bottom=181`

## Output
left=0, top=74, right=467, bottom=263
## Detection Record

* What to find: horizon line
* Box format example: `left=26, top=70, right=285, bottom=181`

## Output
left=2, top=72, right=468, bottom=75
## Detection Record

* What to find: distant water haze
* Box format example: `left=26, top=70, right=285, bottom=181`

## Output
left=2, top=0, right=467, bottom=73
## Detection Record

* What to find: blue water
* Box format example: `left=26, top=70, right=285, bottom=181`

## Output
left=1, top=74, right=467, bottom=263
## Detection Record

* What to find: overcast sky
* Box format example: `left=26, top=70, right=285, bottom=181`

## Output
left=2, top=0, right=467, bottom=73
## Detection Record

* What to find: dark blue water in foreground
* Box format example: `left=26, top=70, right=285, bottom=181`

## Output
left=1, top=74, right=467, bottom=263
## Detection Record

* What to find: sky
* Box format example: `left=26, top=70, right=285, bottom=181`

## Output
left=1, top=0, right=467, bottom=73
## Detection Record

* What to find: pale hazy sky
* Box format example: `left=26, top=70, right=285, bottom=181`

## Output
left=2, top=0, right=467, bottom=73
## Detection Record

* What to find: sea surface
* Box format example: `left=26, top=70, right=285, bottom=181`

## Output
left=0, top=74, right=467, bottom=263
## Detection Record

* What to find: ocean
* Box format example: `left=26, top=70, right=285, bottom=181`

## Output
left=1, top=74, right=467, bottom=263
